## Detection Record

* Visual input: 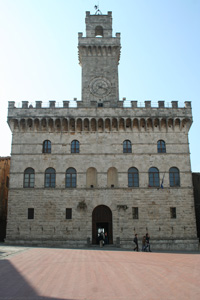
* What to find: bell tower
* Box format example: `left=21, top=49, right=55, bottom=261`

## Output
left=78, top=11, right=121, bottom=108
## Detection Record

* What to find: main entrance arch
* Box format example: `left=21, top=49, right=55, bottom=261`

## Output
left=92, top=205, right=113, bottom=244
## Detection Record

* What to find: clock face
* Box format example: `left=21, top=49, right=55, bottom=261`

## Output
left=90, top=77, right=111, bottom=97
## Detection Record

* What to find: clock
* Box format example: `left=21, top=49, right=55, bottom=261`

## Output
left=89, top=77, right=111, bottom=97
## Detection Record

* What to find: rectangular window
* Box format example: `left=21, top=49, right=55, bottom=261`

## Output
left=132, top=207, right=139, bottom=219
left=28, top=208, right=34, bottom=219
left=66, top=208, right=72, bottom=219
left=170, top=207, right=176, bottom=219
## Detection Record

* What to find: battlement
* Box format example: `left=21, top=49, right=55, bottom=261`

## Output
left=8, top=100, right=192, bottom=109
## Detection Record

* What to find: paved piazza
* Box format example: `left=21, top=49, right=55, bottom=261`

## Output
left=0, top=245, right=200, bottom=300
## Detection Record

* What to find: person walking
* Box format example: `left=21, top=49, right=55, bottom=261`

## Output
left=145, top=233, right=152, bottom=252
left=142, top=235, right=146, bottom=251
left=133, top=233, right=139, bottom=251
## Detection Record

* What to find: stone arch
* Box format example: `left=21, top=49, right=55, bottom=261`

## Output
left=27, top=119, right=33, bottom=130
left=105, top=118, right=111, bottom=132
left=112, top=118, right=118, bottom=131
left=175, top=118, right=180, bottom=130
left=84, top=118, right=89, bottom=131
left=161, top=118, right=167, bottom=131
left=154, top=118, right=160, bottom=129
left=77, top=118, right=82, bottom=132
left=86, top=167, right=97, bottom=188
left=181, top=118, right=191, bottom=130
left=92, top=205, right=113, bottom=245
left=20, top=119, right=26, bottom=131
left=119, top=118, right=125, bottom=131
left=102, top=46, right=107, bottom=56
left=126, top=118, right=131, bottom=131
left=140, top=118, right=146, bottom=130
left=48, top=118, right=54, bottom=132
left=97, top=46, right=102, bottom=56
left=62, top=119, right=68, bottom=132
left=98, top=118, right=103, bottom=132
left=41, top=118, right=47, bottom=132
left=168, top=118, right=174, bottom=130
left=93, top=46, right=97, bottom=55
left=107, top=167, right=118, bottom=188
left=133, top=118, right=139, bottom=131
left=13, top=119, right=19, bottom=131
left=88, top=46, right=92, bottom=55
left=55, top=119, right=61, bottom=131
left=34, top=119, right=40, bottom=131
left=91, top=118, right=97, bottom=131
left=147, top=118, right=153, bottom=131
left=69, top=118, right=75, bottom=131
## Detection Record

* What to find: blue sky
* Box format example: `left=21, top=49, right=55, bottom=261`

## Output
left=0, top=0, right=199, bottom=171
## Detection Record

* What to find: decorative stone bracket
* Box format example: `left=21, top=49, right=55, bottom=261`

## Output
left=77, top=200, right=87, bottom=210
left=117, top=205, right=128, bottom=211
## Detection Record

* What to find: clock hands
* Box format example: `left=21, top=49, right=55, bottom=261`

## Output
left=90, top=78, right=111, bottom=96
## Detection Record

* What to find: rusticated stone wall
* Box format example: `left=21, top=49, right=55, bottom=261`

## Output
left=5, top=103, right=198, bottom=250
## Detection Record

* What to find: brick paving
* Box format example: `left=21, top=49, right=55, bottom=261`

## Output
left=0, top=245, right=200, bottom=300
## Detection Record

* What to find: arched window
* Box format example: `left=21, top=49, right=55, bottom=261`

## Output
left=128, top=168, right=139, bottom=187
left=24, top=168, right=35, bottom=188
left=66, top=168, right=77, bottom=188
left=149, top=167, right=159, bottom=187
left=123, top=140, right=132, bottom=153
left=95, top=26, right=103, bottom=37
left=169, top=167, right=180, bottom=187
left=71, top=140, right=79, bottom=153
left=43, top=140, right=51, bottom=153
left=157, top=140, right=166, bottom=153
left=45, top=168, right=56, bottom=188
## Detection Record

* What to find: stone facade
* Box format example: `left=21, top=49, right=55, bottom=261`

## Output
left=6, top=11, right=198, bottom=250
left=0, top=157, right=10, bottom=241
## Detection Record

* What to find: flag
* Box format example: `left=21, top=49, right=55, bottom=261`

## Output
left=161, top=172, right=165, bottom=189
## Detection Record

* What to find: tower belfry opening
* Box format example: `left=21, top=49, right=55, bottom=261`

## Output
left=95, top=25, right=103, bottom=37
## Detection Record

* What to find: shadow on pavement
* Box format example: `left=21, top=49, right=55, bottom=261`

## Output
left=0, top=260, right=75, bottom=300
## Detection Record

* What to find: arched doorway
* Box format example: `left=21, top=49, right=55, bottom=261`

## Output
left=92, top=205, right=113, bottom=244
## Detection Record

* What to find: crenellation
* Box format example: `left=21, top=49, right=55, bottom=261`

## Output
left=22, top=101, right=28, bottom=108
left=172, top=101, right=178, bottom=108
left=158, top=101, right=165, bottom=108
left=145, top=101, right=151, bottom=108
left=8, top=100, right=192, bottom=110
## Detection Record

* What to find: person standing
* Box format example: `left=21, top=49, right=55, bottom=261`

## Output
left=105, top=232, right=108, bottom=244
left=133, top=233, right=139, bottom=251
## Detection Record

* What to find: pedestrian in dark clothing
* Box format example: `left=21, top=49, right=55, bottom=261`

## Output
left=145, top=233, right=152, bottom=252
left=105, top=232, right=108, bottom=244
left=133, top=233, right=139, bottom=251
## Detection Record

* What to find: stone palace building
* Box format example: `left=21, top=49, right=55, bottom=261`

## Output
left=6, top=11, right=198, bottom=250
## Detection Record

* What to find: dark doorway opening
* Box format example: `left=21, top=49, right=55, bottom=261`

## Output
left=92, top=205, right=113, bottom=244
